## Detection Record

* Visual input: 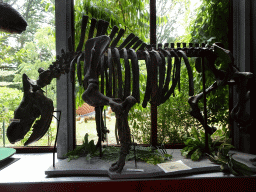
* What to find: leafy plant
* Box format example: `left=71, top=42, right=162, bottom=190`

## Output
left=64, top=133, right=97, bottom=162
left=99, top=145, right=172, bottom=165
left=181, top=125, right=231, bottom=161
left=207, top=144, right=254, bottom=176
left=181, top=127, right=213, bottom=161
left=156, top=143, right=172, bottom=160
left=181, top=125, right=254, bottom=176
left=210, top=125, right=231, bottom=149
left=65, top=133, right=172, bottom=165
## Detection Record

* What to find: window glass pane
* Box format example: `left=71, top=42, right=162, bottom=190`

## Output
left=0, top=0, right=56, bottom=147
left=156, top=0, right=202, bottom=145
left=74, top=0, right=150, bottom=145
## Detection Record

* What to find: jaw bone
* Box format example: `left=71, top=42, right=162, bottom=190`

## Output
left=7, top=73, right=54, bottom=146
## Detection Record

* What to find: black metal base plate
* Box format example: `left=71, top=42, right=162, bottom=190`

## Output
left=45, top=149, right=233, bottom=179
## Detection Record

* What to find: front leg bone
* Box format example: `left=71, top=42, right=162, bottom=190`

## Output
left=82, top=79, right=137, bottom=173
left=109, top=96, right=137, bottom=173
left=82, top=79, right=110, bottom=107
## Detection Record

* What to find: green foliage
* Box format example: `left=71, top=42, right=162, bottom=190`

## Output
left=75, top=0, right=150, bottom=43
left=12, top=26, right=57, bottom=107
left=0, top=71, right=15, bottom=82
left=41, top=0, right=55, bottom=13
left=207, top=144, right=254, bottom=176
left=181, top=125, right=232, bottom=161
left=181, top=127, right=212, bottom=161
left=129, top=0, right=231, bottom=144
left=211, top=124, right=232, bottom=149
left=64, top=133, right=97, bottom=161
left=139, top=151, right=172, bottom=165
left=129, top=62, right=201, bottom=145
left=65, top=134, right=172, bottom=165
left=1, top=0, right=55, bottom=52
left=0, top=87, right=23, bottom=123
left=156, top=0, right=191, bottom=44
left=0, top=44, right=15, bottom=66
left=179, top=0, right=231, bottom=128
left=0, top=0, right=56, bottom=147
left=157, top=91, right=198, bottom=144
left=45, top=121, right=56, bottom=146
left=13, top=26, right=55, bottom=79
left=0, top=86, right=56, bottom=147
left=96, top=145, right=171, bottom=165
left=184, top=0, right=230, bottom=49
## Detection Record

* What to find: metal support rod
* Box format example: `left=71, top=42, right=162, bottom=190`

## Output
left=95, top=107, right=102, bottom=157
left=228, top=0, right=233, bottom=146
left=104, top=109, right=108, bottom=146
left=150, top=0, right=156, bottom=45
left=53, top=111, right=62, bottom=168
left=201, top=57, right=209, bottom=153
left=2, top=120, right=5, bottom=147
left=229, top=84, right=234, bottom=144
left=132, top=135, right=137, bottom=169
left=2, top=107, right=8, bottom=147
left=150, top=0, right=157, bottom=147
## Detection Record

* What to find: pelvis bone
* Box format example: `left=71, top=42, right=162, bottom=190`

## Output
left=7, top=74, right=54, bottom=146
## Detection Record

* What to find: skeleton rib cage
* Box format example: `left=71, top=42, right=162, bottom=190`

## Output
left=67, top=16, right=205, bottom=107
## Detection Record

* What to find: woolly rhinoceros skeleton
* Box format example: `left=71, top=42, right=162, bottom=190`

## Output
left=5, top=13, right=253, bottom=173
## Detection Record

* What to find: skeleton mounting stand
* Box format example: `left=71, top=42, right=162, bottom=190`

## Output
left=202, top=57, right=209, bottom=153
left=95, top=106, right=106, bottom=157
left=52, top=110, right=61, bottom=168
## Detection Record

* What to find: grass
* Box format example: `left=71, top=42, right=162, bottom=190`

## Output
left=75, top=116, right=117, bottom=145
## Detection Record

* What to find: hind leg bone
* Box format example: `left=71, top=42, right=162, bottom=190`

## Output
left=188, top=81, right=219, bottom=135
